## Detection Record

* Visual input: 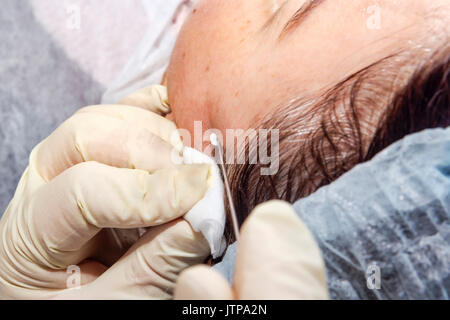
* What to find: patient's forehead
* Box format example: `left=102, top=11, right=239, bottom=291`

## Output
left=167, top=0, right=449, bottom=146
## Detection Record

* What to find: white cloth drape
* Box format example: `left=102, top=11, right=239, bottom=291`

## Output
left=102, top=0, right=196, bottom=104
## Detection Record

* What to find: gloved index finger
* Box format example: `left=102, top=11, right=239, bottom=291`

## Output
left=33, top=105, right=183, bottom=182
left=118, top=85, right=171, bottom=116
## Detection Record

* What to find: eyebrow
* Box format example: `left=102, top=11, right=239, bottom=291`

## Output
left=279, top=0, right=326, bottom=40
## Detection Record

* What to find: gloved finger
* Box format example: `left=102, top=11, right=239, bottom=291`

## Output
left=0, top=255, right=107, bottom=299
left=234, top=201, right=329, bottom=300
left=75, top=104, right=181, bottom=150
left=118, top=85, right=171, bottom=116
left=31, top=161, right=211, bottom=267
left=175, top=265, right=235, bottom=300
left=53, top=219, right=211, bottom=300
left=34, top=106, right=183, bottom=182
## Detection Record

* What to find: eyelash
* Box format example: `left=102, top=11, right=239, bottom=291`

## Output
left=280, top=0, right=325, bottom=39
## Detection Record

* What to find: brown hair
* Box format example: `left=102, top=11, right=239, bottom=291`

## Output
left=224, top=46, right=450, bottom=243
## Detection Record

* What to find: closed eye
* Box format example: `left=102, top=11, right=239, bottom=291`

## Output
left=279, top=0, right=327, bottom=40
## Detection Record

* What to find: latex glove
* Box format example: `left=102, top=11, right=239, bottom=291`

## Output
left=118, top=85, right=170, bottom=116
left=0, top=86, right=211, bottom=299
left=174, top=201, right=329, bottom=300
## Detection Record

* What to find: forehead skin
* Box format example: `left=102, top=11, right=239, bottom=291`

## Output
left=167, top=0, right=449, bottom=146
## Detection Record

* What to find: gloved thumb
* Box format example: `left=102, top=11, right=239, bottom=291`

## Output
left=234, top=200, right=329, bottom=299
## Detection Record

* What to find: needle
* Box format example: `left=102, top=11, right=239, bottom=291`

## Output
left=210, top=133, right=240, bottom=241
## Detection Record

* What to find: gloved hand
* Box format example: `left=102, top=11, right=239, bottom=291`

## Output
left=0, top=85, right=212, bottom=299
left=174, top=201, right=329, bottom=300
left=118, top=85, right=171, bottom=116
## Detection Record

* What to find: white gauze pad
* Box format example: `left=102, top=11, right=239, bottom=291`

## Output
left=183, top=147, right=226, bottom=259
